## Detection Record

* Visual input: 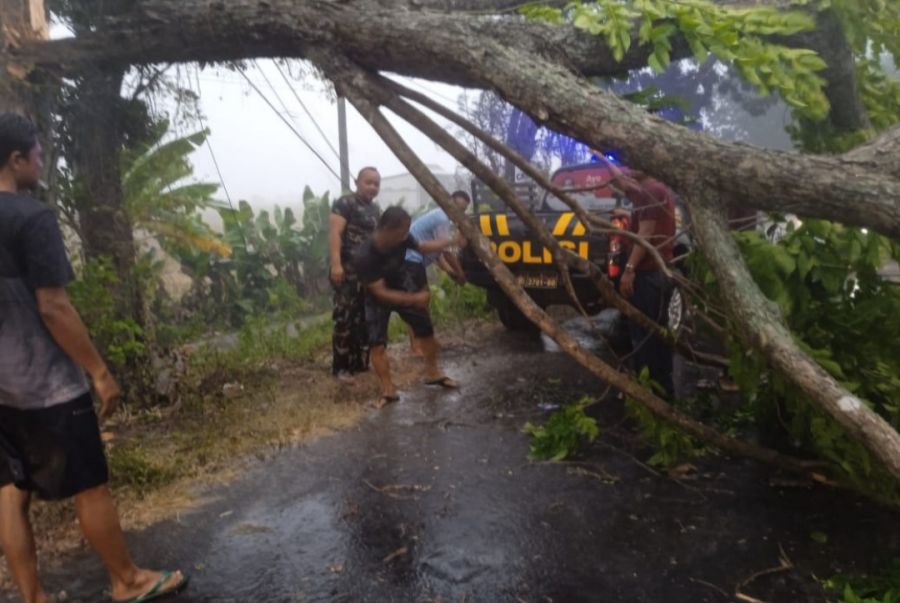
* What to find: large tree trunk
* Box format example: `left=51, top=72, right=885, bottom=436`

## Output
left=68, top=67, right=142, bottom=323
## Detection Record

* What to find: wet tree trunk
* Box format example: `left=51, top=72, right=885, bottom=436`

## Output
left=67, top=67, right=143, bottom=324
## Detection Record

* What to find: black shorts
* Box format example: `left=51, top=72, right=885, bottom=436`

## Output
left=366, top=261, right=434, bottom=346
left=0, top=393, right=109, bottom=500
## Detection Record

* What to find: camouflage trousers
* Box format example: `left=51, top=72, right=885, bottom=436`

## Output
left=332, top=275, right=369, bottom=375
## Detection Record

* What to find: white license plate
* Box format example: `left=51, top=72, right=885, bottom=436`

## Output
left=517, top=274, right=559, bottom=289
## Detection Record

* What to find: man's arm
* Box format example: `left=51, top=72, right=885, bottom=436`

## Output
left=417, top=234, right=462, bottom=256
left=329, top=213, right=348, bottom=284
left=626, top=219, right=656, bottom=271
left=35, top=287, right=120, bottom=418
left=441, top=251, right=466, bottom=285
left=367, top=279, right=430, bottom=308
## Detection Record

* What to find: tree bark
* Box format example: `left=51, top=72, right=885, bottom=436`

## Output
left=689, top=194, right=900, bottom=482
left=0, top=0, right=47, bottom=114
left=6, top=0, right=899, bottom=238
left=67, top=67, right=142, bottom=323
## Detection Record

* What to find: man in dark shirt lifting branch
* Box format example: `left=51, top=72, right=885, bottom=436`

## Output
left=353, top=207, right=460, bottom=408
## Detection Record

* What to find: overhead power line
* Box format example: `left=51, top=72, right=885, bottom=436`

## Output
left=272, top=61, right=342, bottom=162
left=233, top=63, right=343, bottom=183
left=193, top=68, right=248, bottom=249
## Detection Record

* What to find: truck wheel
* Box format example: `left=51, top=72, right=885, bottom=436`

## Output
left=487, top=289, right=538, bottom=332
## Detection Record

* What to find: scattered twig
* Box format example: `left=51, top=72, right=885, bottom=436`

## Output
left=734, top=544, right=794, bottom=603
left=382, top=547, right=409, bottom=564
left=363, top=479, right=432, bottom=500
left=688, top=577, right=729, bottom=599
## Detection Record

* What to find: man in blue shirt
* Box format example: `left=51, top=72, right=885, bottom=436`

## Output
left=405, top=191, right=469, bottom=283
left=404, top=192, right=470, bottom=354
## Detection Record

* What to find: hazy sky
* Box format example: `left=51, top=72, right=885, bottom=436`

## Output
left=189, top=60, right=464, bottom=208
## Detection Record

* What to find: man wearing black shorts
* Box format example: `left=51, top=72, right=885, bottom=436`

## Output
left=353, top=207, right=459, bottom=408
left=0, top=113, right=186, bottom=603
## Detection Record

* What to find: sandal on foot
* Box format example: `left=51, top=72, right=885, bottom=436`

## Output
left=112, top=571, right=189, bottom=603
left=425, top=376, right=460, bottom=389
left=372, top=394, right=400, bottom=409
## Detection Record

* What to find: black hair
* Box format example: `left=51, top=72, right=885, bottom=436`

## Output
left=379, top=206, right=411, bottom=230
left=450, top=190, right=471, bottom=203
left=357, top=166, right=380, bottom=180
left=0, top=113, right=38, bottom=168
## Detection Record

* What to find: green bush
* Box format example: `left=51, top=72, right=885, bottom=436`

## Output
left=825, top=559, right=900, bottom=603
left=107, top=445, right=178, bottom=493
left=68, top=257, right=146, bottom=367
left=524, top=396, right=600, bottom=461
left=691, top=220, right=900, bottom=502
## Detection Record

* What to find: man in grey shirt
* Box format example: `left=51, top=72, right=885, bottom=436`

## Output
left=0, top=113, right=186, bottom=603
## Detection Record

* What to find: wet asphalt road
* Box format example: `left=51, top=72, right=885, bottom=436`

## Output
left=11, top=320, right=900, bottom=603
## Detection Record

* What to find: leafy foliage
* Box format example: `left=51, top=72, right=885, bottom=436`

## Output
left=524, top=397, right=600, bottom=461
left=171, top=189, right=333, bottom=329
left=520, top=0, right=830, bottom=117
left=427, top=271, right=491, bottom=326
left=692, top=222, right=900, bottom=501
left=122, top=121, right=230, bottom=257
left=825, top=559, right=900, bottom=603
left=68, top=257, right=146, bottom=367
left=625, top=369, right=707, bottom=467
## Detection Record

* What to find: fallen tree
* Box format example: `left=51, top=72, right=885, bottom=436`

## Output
left=3, top=0, right=899, bottom=488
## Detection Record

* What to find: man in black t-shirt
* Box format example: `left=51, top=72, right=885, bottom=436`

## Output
left=353, top=207, right=459, bottom=408
left=328, top=167, right=382, bottom=378
left=0, top=113, right=187, bottom=603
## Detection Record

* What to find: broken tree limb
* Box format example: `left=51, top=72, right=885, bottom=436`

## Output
left=382, top=76, right=672, bottom=276
left=688, top=193, right=900, bottom=482
left=372, top=71, right=726, bottom=367
left=312, top=49, right=824, bottom=477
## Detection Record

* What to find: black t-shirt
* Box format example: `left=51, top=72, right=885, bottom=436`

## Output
left=0, top=193, right=88, bottom=409
left=353, top=236, right=419, bottom=288
left=331, top=194, right=381, bottom=271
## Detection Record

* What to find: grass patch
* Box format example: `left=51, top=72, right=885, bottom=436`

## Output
left=108, top=445, right=179, bottom=493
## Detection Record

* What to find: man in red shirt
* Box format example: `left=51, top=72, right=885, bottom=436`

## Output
left=604, top=160, right=677, bottom=396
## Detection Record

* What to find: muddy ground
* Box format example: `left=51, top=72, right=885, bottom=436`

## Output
left=3, top=321, right=899, bottom=603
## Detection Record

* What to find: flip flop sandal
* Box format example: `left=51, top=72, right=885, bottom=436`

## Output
left=372, top=394, right=400, bottom=409
left=112, top=571, right=189, bottom=603
left=425, top=377, right=460, bottom=389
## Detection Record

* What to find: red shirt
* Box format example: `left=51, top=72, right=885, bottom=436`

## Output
left=625, top=178, right=676, bottom=272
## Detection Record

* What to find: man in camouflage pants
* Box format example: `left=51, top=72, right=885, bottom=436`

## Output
left=329, top=167, right=382, bottom=377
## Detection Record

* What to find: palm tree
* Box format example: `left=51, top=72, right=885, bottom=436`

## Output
left=122, top=121, right=231, bottom=258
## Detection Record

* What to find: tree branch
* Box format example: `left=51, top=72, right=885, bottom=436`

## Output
left=845, top=125, right=900, bottom=181
left=311, top=48, right=824, bottom=477
left=688, top=192, right=900, bottom=483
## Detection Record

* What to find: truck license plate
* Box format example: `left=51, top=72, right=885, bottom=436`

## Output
left=517, top=273, right=559, bottom=289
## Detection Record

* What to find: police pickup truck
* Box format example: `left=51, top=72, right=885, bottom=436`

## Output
left=461, top=161, right=687, bottom=331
